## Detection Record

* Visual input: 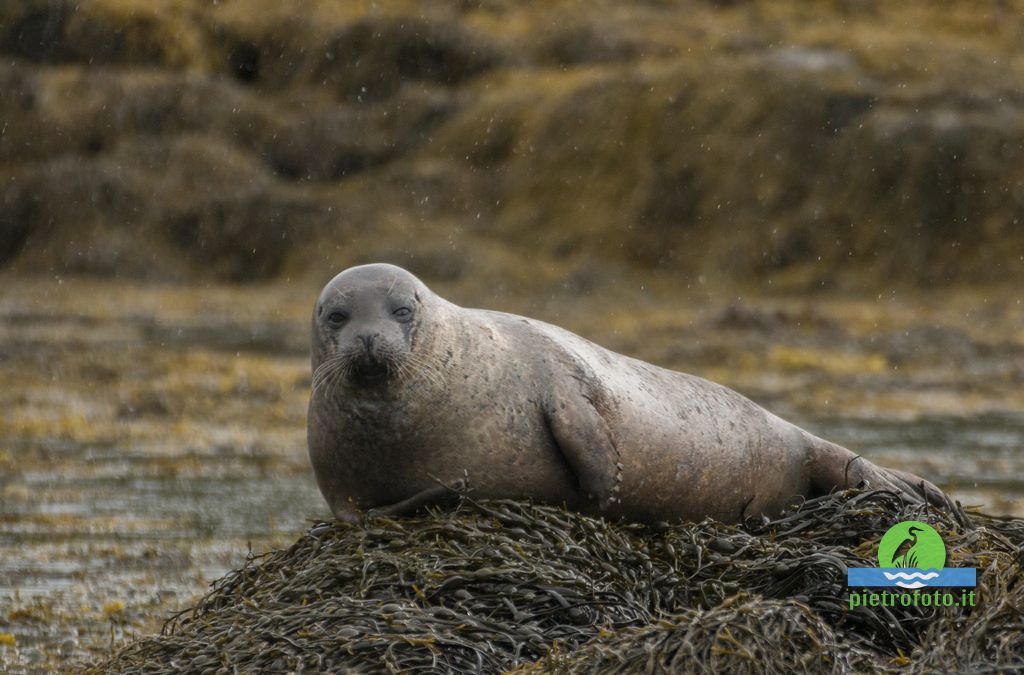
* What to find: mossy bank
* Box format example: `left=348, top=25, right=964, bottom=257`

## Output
left=1, top=0, right=1023, bottom=289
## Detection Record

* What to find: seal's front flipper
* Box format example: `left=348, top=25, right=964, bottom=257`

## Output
left=366, top=479, right=466, bottom=518
left=545, top=390, right=622, bottom=513
left=330, top=501, right=361, bottom=525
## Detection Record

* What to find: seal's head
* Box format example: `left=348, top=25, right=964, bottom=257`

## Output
left=311, top=264, right=431, bottom=392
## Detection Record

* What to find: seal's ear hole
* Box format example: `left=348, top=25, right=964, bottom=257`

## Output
left=317, top=305, right=323, bottom=317
left=414, top=291, right=421, bottom=303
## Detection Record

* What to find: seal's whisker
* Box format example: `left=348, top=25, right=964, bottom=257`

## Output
left=312, top=353, right=350, bottom=381
left=312, top=367, right=340, bottom=399
left=394, top=352, right=444, bottom=388
left=366, top=346, right=437, bottom=387
left=312, top=354, right=356, bottom=398
left=397, top=351, right=446, bottom=386
left=391, top=359, right=412, bottom=385
left=312, top=350, right=362, bottom=390
left=401, top=348, right=442, bottom=374
left=312, top=365, right=343, bottom=394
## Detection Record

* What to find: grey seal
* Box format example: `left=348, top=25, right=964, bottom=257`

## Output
left=307, top=263, right=963, bottom=525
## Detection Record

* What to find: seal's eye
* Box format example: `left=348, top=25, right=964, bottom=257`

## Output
left=327, top=311, right=348, bottom=325
left=393, top=307, right=412, bottom=318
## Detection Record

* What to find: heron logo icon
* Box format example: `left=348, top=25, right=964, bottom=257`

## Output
left=847, top=519, right=976, bottom=589
left=878, top=521, right=945, bottom=572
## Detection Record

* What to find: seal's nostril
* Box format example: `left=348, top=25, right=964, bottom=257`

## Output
left=358, top=334, right=376, bottom=349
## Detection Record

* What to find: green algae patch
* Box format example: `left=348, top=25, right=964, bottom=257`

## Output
left=88, top=491, right=1024, bottom=674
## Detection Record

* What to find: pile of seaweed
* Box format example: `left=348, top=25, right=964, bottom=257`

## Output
left=89, top=491, right=1024, bottom=674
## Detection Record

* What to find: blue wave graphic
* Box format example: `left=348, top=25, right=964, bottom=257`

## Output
left=881, top=571, right=939, bottom=580
left=848, top=568, right=976, bottom=587
left=882, top=571, right=939, bottom=587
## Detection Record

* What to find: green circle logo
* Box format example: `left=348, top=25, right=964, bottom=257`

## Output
left=878, top=521, right=946, bottom=570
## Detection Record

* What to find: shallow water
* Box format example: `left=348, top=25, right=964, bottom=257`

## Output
left=1, top=441, right=325, bottom=595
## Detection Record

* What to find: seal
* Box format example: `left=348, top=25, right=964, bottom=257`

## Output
left=307, top=263, right=964, bottom=525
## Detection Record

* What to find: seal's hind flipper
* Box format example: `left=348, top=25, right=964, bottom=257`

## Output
left=886, top=467, right=971, bottom=528
left=806, top=436, right=969, bottom=527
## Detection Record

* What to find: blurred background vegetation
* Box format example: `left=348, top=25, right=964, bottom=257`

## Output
left=2, top=0, right=1023, bottom=289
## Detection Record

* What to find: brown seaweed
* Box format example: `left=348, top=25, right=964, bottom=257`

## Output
left=88, top=490, right=1024, bottom=674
